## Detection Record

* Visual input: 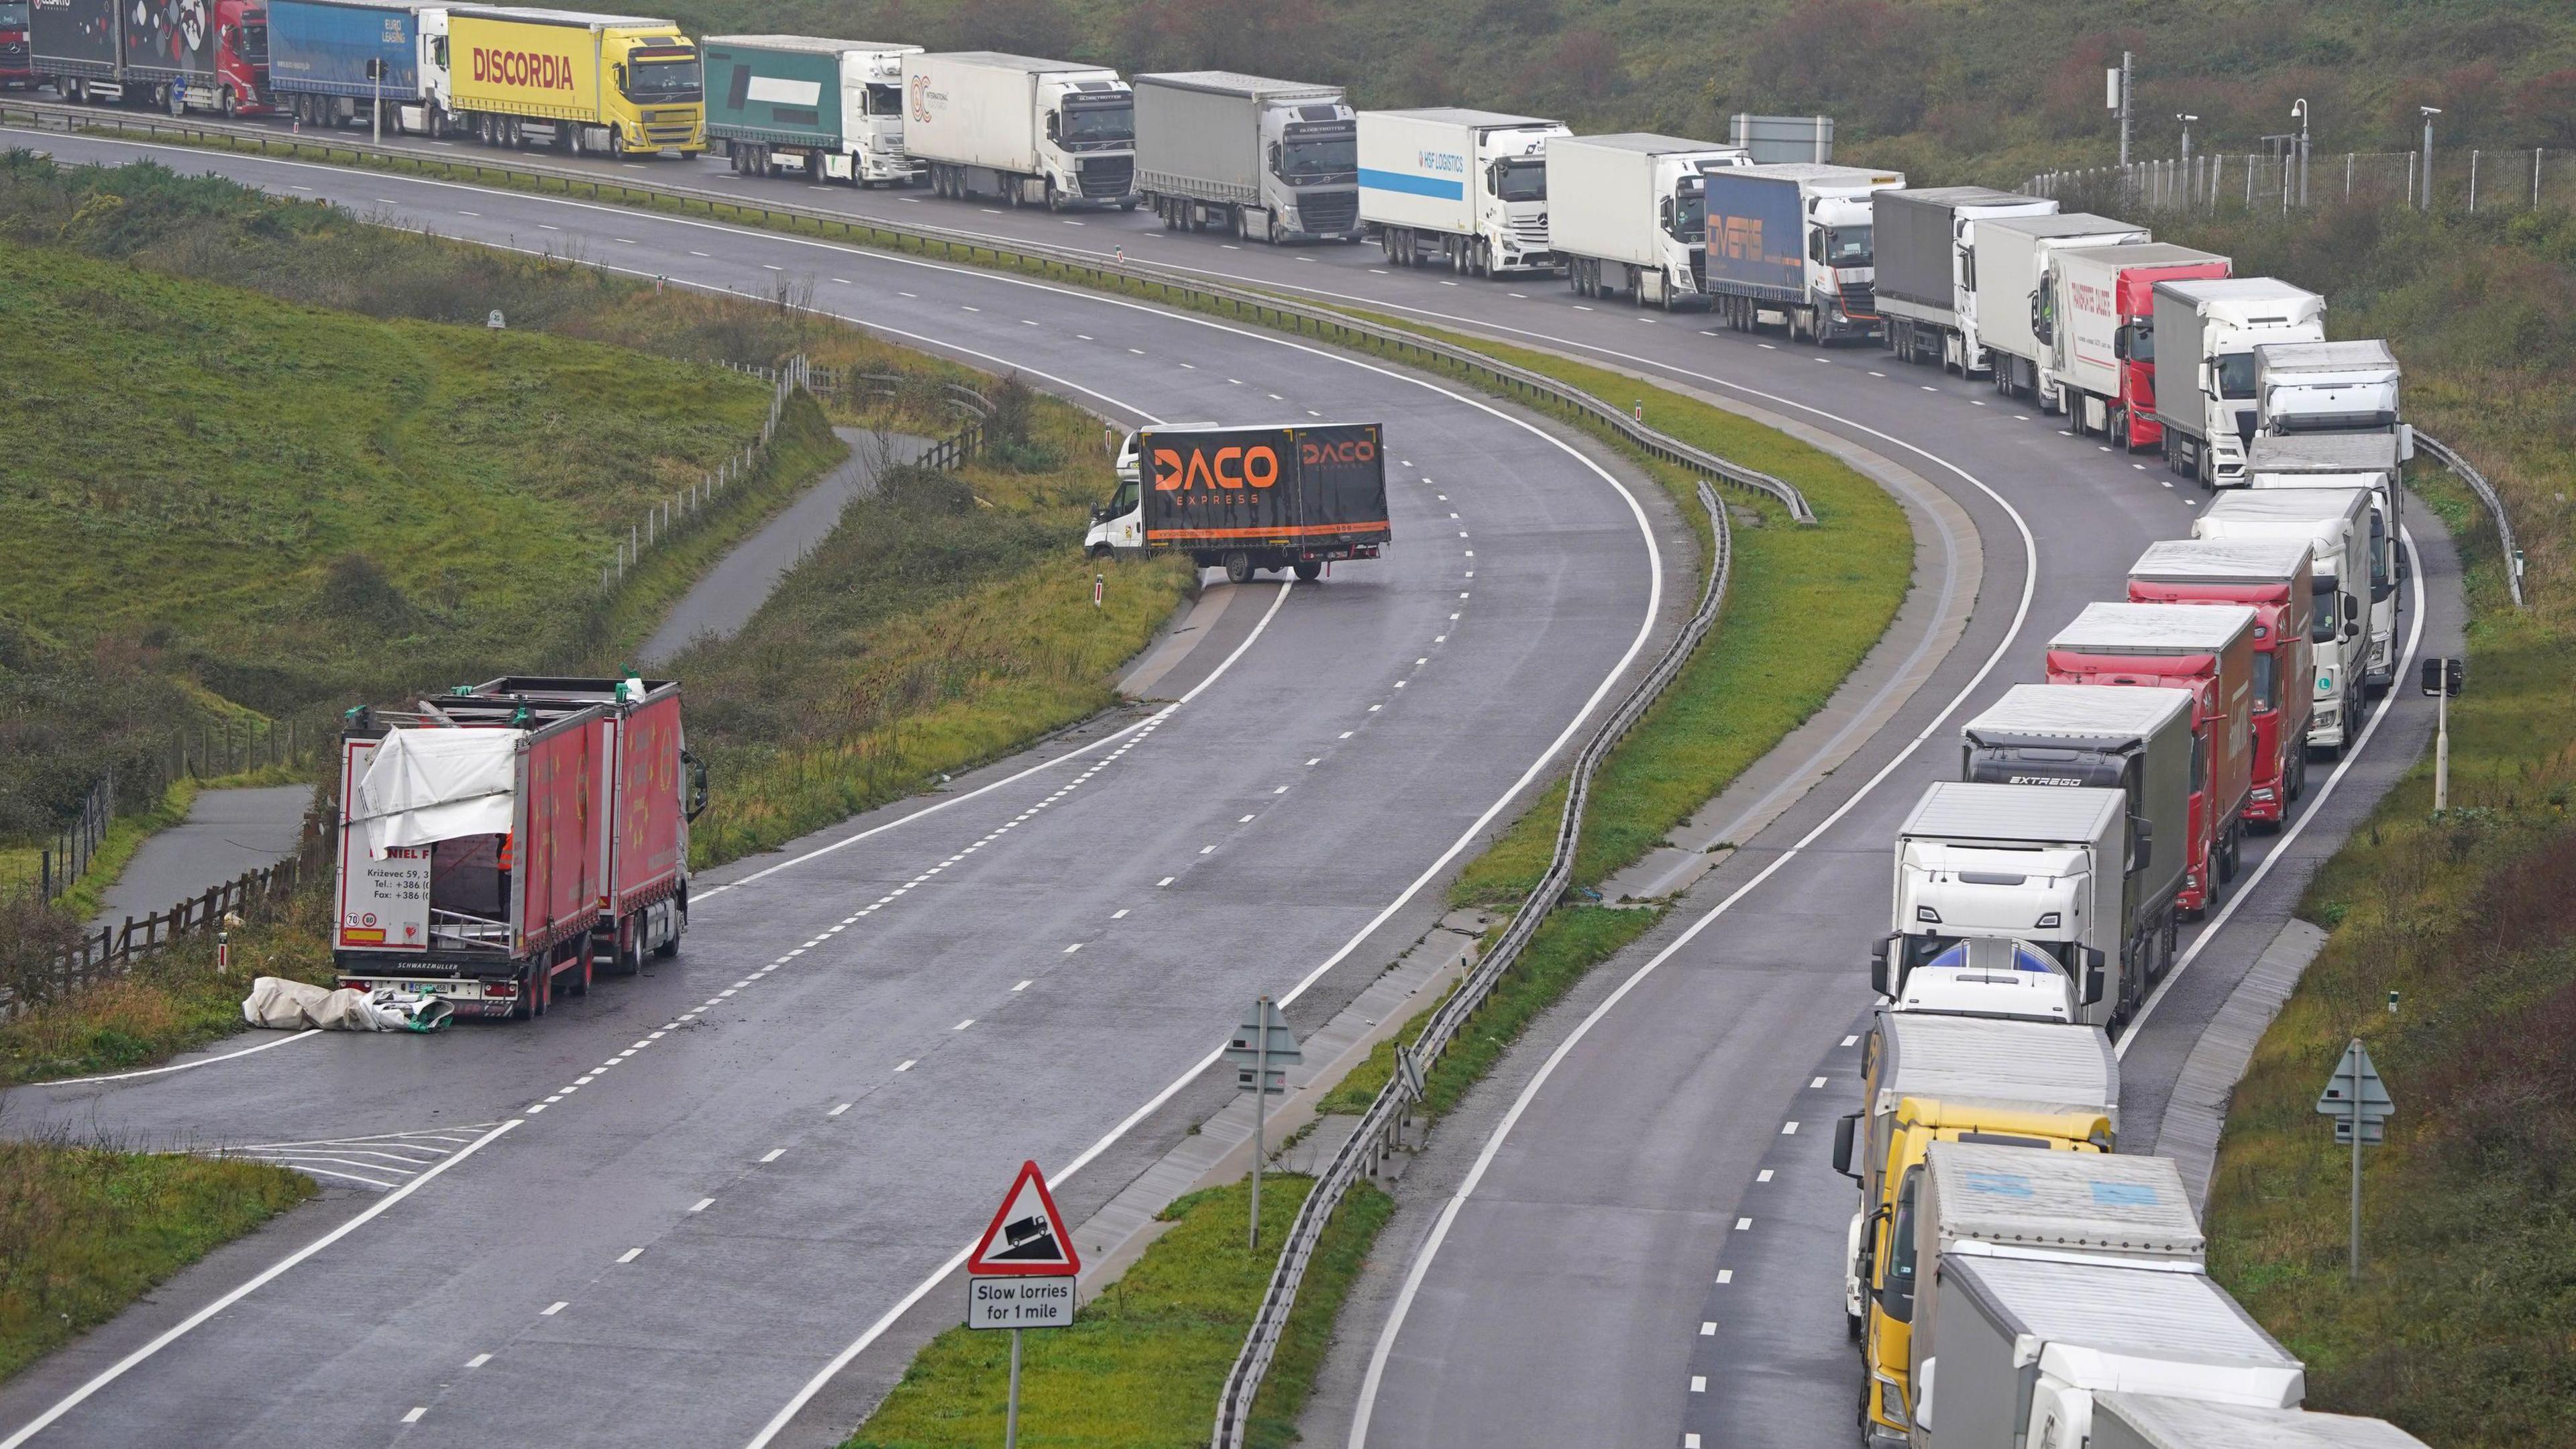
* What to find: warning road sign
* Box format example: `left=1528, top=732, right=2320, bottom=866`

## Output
left=966, top=1160, right=1082, bottom=1277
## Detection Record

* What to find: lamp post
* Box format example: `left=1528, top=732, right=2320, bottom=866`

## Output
left=2178, top=113, right=2197, bottom=164
left=2419, top=105, right=2442, bottom=209
left=2290, top=98, right=2312, bottom=206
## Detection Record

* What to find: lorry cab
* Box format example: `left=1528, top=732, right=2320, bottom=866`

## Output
left=2150, top=278, right=2327, bottom=486
left=845, top=44, right=917, bottom=182
left=1879, top=781, right=2125, bottom=1027
left=2196, top=489, right=2371, bottom=755
left=0, top=0, right=30, bottom=89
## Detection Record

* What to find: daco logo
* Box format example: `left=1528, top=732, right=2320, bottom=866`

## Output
left=1150, top=445, right=1280, bottom=491
left=1300, top=435, right=1376, bottom=466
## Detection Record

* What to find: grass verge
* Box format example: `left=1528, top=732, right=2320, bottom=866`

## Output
left=0, top=1139, right=313, bottom=1383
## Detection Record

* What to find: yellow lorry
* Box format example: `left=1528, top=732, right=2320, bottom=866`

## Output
left=446, top=6, right=702, bottom=157
left=1829, top=1010, right=2119, bottom=1448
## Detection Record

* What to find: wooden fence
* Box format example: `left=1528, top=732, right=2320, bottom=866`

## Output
left=30, top=772, right=114, bottom=906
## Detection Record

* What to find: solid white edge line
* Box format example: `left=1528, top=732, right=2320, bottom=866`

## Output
left=0, top=1119, right=523, bottom=1449
left=2118, top=528, right=2427, bottom=1055
left=28, top=1028, right=318, bottom=1087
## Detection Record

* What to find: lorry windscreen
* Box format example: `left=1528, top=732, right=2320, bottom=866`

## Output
left=2122, top=322, right=2154, bottom=363
left=2216, top=351, right=2258, bottom=399
left=1061, top=99, right=1132, bottom=144
left=2310, top=575, right=2338, bottom=643
left=1279, top=131, right=1355, bottom=180
left=865, top=83, right=902, bottom=115
left=1668, top=185, right=1705, bottom=241
left=0, top=2, right=29, bottom=27
left=2369, top=512, right=2389, bottom=595
left=1492, top=156, right=1545, bottom=202
left=1824, top=225, right=1872, bottom=266
left=625, top=57, right=702, bottom=101
left=229, top=18, right=268, bottom=62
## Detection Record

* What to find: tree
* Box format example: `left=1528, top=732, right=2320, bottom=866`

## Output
left=1743, top=0, right=1928, bottom=138
left=2510, top=70, right=2576, bottom=147
left=943, top=0, right=1079, bottom=59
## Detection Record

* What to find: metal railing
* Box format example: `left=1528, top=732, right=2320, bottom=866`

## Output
left=1208, top=480, right=1734, bottom=1446
left=25, top=772, right=113, bottom=906
left=2414, top=431, right=2527, bottom=609
left=3, top=97, right=1813, bottom=524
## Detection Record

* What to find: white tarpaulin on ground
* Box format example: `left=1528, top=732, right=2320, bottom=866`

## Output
left=239, top=977, right=455, bottom=1032
left=351, top=727, right=517, bottom=858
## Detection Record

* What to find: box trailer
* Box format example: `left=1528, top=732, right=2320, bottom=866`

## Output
left=2090, top=1393, right=2431, bottom=1449
left=266, top=0, right=449, bottom=133
left=2129, top=539, right=2317, bottom=830
left=1133, top=70, right=1356, bottom=243
left=705, top=35, right=920, bottom=184
left=905, top=50, right=1136, bottom=208
left=445, top=6, right=703, bottom=156
left=2247, top=431, right=2406, bottom=692
left=1085, top=422, right=1390, bottom=584
left=34, top=0, right=272, bottom=115
left=2151, top=278, right=2327, bottom=487
left=1357, top=107, right=1568, bottom=276
left=1703, top=162, right=1906, bottom=343
left=2046, top=242, right=2232, bottom=448
left=1873, top=186, right=2057, bottom=376
left=1548, top=132, right=1752, bottom=309
left=1915, top=1142, right=2203, bottom=1275
left=1972, top=212, right=2149, bottom=407
left=2196, top=488, right=2373, bottom=755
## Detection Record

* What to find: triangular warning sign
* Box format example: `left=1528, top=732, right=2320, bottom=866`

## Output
left=967, top=1160, right=1082, bottom=1277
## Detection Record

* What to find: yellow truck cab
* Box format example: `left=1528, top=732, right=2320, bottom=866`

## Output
left=446, top=6, right=704, bottom=157
left=1831, top=1010, right=2118, bottom=1448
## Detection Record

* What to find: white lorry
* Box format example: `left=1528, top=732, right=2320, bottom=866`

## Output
left=1876, top=782, right=2131, bottom=1027
left=1700, top=162, right=1909, bottom=343
left=2196, top=488, right=2373, bottom=754
left=2248, top=434, right=2406, bottom=695
left=1133, top=70, right=1356, bottom=243
left=903, top=50, right=1136, bottom=209
left=2151, top=278, right=2328, bottom=486
left=1913, top=1254, right=2306, bottom=1449
left=2255, top=339, right=2402, bottom=438
left=1971, top=213, right=2150, bottom=409
left=1547, top=132, right=1752, bottom=308
left=1872, top=186, right=2057, bottom=375
left=2088, top=1393, right=2432, bottom=1449
left=1356, top=107, right=1569, bottom=276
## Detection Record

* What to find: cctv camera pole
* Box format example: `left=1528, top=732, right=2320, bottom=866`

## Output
left=2434, top=670, right=2450, bottom=812
left=2421, top=108, right=2440, bottom=210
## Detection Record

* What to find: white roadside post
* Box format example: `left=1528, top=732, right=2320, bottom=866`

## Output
left=1226, top=997, right=1302, bottom=1249
left=2315, top=1040, right=2394, bottom=1282
left=964, top=1161, right=1083, bottom=1449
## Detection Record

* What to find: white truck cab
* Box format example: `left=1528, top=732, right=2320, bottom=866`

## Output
left=2151, top=278, right=2327, bottom=487
left=1087, top=424, right=1211, bottom=555
left=2196, top=488, right=2372, bottom=755
left=2247, top=431, right=2410, bottom=695
left=1879, top=782, right=2121, bottom=1027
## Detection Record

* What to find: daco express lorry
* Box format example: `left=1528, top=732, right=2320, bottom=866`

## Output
left=445, top=5, right=703, bottom=156
left=1089, top=423, right=1390, bottom=584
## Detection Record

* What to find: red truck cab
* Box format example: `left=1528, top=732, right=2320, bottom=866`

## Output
left=2108, top=252, right=2230, bottom=449
left=2126, top=539, right=2316, bottom=830
left=210, top=0, right=272, bottom=115
left=2046, top=601, right=2257, bottom=916
left=0, top=0, right=33, bottom=88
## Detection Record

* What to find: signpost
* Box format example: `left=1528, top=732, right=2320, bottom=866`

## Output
left=965, top=1160, right=1082, bottom=1448
left=1224, top=996, right=1302, bottom=1248
left=2315, top=1039, right=2394, bottom=1281
left=2421, top=655, right=2463, bottom=811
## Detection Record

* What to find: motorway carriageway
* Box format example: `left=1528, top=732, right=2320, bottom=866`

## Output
left=0, top=124, right=2467, bottom=1449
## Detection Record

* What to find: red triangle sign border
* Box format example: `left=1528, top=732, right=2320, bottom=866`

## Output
left=966, top=1159, right=1083, bottom=1277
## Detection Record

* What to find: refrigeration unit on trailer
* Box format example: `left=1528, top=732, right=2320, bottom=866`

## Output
left=904, top=50, right=1136, bottom=208
left=1356, top=107, right=1568, bottom=276
left=2127, top=539, right=2316, bottom=830
left=1872, top=186, right=2057, bottom=376
left=1134, top=70, right=1357, bottom=243
left=1970, top=212, right=2149, bottom=409
left=2088, top=1393, right=2432, bottom=1449
left=2247, top=431, right=2407, bottom=692
left=2254, top=338, right=2402, bottom=439
left=1833, top=1010, right=2119, bottom=1447
left=1702, top=162, right=1907, bottom=343
left=445, top=6, right=704, bottom=156
left=1913, top=1254, right=2305, bottom=1449
left=266, top=0, right=449, bottom=132
left=1876, top=782, right=2129, bottom=1028
left=2045, top=241, right=2232, bottom=448
left=1085, top=422, right=1390, bottom=584
left=1957, top=683, right=2192, bottom=1015
left=34, top=0, right=271, bottom=114
left=2194, top=488, right=2373, bottom=754
left=1547, top=132, right=1752, bottom=308
left=2151, top=277, right=2327, bottom=486
left=2046, top=602, right=2257, bottom=918
left=704, top=35, right=921, bottom=184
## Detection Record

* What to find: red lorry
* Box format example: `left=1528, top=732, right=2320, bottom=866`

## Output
left=2046, top=601, right=2257, bottom=916
left=2046, top=242, right=2229, bottom=451
left=1, top=0, right=34, bottom=89
left=2126, top=539, right=2316, bottom=833
left=332, top=676, right=703, bottom=1020
left=32, top=0, right=270, bottom=115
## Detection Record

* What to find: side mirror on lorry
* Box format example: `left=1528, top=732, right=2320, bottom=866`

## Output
left=684, top=750, right=710, bottom=822
left=2080, top=947, right=2108, bottom=1008
left=2129, top=815, right=2153, bottom=872
left=1832, top=1112, right=1863, bottom=1181
left=2398, top=423, right=2416, bottom=463
left=1869, top=934, right=1897, bottom=998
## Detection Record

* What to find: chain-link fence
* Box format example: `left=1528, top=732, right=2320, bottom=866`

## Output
left=2028, top=148, right=2572, bottom=216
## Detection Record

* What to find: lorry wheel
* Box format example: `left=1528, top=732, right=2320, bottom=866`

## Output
left=655, top=902, right=684, bottom=958
left=1223, top=550, right=1254, bottom=585
left=1045, top=181, right=1061, bottom=211
left=1293, top=560, right=1322, bottom=582
left=607, top=127, right=626, bottom=158
left=221, top=86, right=237, bottom=119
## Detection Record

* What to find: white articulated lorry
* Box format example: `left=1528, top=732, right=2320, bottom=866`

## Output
left=2255, top=339, right=2402, bottom=438
left=1872, top=186, right=2057, bottom=375
left=1972, top=213, right=2150, bottom=409
left=1357, top=107, right=1568, bottom=276
left=2196, top=488, right=2373, bottom=752
left=2088, top=1392, right=2432, bottom=1449
left=904, top=50, right=1136, bottom=208
left=1133, top=70, right=1357, bottom=243
left=1876, top=782, right=2133, bottom=1027
left=1547, top=132, right=1751, bottom=308
left=2247, top=433, right=2406, bottom=695
left=2151, top=278, right=2328, bottom=487
left=1701, top=162, right=1908, bottom=343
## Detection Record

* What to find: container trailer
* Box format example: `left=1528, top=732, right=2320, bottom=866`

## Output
left=1547, top=132, right=1751, bottom=308
left=1702, top=162, right=1907, bottom=343
left=265, top=0, right=447, bottom=133
left=2127, top=539, right=2316, bottom=830
left=445, top=5, right=704, bottom=156
left=2151, top=278, right=2327, bottom=487
left=1970, top=212, right=2149, bottom=407
left=2246, top=431, right=2407, bottom=692
left=34, top=0, right=271, bottom=115
left=2089, top=1393, right=2431, bottom=1449
left=2045, top=241, right=2231, bottom=448
left=2194, top=488, right=2372, bottom=755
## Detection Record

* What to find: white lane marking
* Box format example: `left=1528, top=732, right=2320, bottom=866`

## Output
left=1782, top=1122, right=1799, bottom=1134
left=1758, top=1169, right=1774, bottom=1183
left=951, top=1020, right=973, bottom=1031
left=1700, top=1321, right=1716, bottom=1335
left=1112, top=908, right=1130, bottom=918
left=1158, top=876, right=1175, bottom=887
left=829, top=1103, right=852, bottom=1117
left=1014, top=980, right=1032, bottom=992
left=1841, top=1034, right=1858, bottom=1046
left=542, top=1301, right=568, bottom=1316
left=618, top=1248, right=643, bottom=1263
left=895, top=1060, right=916, bottom=1072
left=1064, top=943, right=1083, bottom=953
left=1717, top=1270, right=1733, bottom=1284
left=761, top=1148, right=787, bottom=1163
left=404, top=1407, right=426, bottom=1424
left=30, top=1028, right=319, bottom=1087
left=1691, top=1376, right=1707, bottom=1392
left=1239, top=814, right=1256, bottom=823
left=1809, top=1076, right=1827, bottom=1089
left=466, top=1353, right=492, bottom=1368
left=2120, top=530, right=2426, bottom=1055
left=1734, top=1218, right=1752, bottom=1231
left=691, top=1199, right=714, bottom=1212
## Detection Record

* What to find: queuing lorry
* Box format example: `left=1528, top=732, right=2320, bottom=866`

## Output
left=1548, top=132, right=1752, bottom=308
left=1356, top=107, right=1568, bottom=276
left=2151, top=278, right=2328, bottom=487
left=2128, top=539, right=2317, bottom=830
left=1875, top=782, right=2131, bottom=1028
left=34, top=0, right=271, bottom=115
left=2044, top=243, right=2232, bottom=448
left=1911, top=1254, right=2305, bottom=1449
left=2047, top=602, right=2258, bottom=918
left=704, top=35, right=920, bottom=184
left=445, top=6, right=703, bottom=156
left=2254, top=339, right=2402, bottom=438
left=1872, top=186, right=2056, bottom=375
left=1701, top=162, right=1907, bottom=343
left=1832, top=1010, right=2120, bottom=1446
left=1134, top=70, right=1356, bottom=243
left=1959, top=684, right=2192, bottom=1006
left=904, top=50, right=1136, bottom=208
left=2086, top=1393, right=2432, bottom=1449
left=1970, top=213, right=2149, bottom=408
left=1, top=0, right=29, bottom=89
left=266, top=0, right=446, bottom=133
left=2247, top=432, right=2406, bottom=692
left=1085, top=422, right=1390, bottom=584
left=331, top=676, right=704, bottom=1018
left=2195, top=489, right=2373, bottom=755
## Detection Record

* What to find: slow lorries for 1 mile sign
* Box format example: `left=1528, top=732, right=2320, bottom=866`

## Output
left=967, top=1160, right=1081, bottom=1330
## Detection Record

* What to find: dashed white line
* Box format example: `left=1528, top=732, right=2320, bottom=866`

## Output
left=466, top=1352, right=492, bottom=1368
left=1809, top=1076, right=1827, bottom=1089
left=404, top=1407, right=427, bottom=1424
left=1781, top=1121, right=1799, bottom=1134
left=760, top=1148, right=786, bottom=1163
left=951, top=1019, right=974, bottom=1030
left=1699, top=1321, right=1717, bottom=1335
left=1690, top=1376, right=1707, bottom=1393
left=1064, top=943, right=1083, bottom=954
left=1757, top=1169, right=1775, bottom=1183
left=1158, top=876, right=1175, bottom=887
left=617, top=1248, right=644, bottom=1264
left=1733, top=1218, right=1752, bottom=1231
left=542, top=1302, right=568, bottom=1317
left=895, top=1060, right=916, bottom=1072
left=1112, top=908, right=1130, bottom=918
left=828, top=1103, right=852, bottom=1117
left=1841, top=1034, right=1858, bottom=1047
left=1014, top=980, right=1032, bottom=992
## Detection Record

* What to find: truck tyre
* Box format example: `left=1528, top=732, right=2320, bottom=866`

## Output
left=1223, top=550, right=1254, bottom=585
left=607, top=125, right=626, bottom=158
left=221, top=85, right=237, bottom=119
left=1293, top=560, right=1322, bottom=582
left=1045, top=180, right=1061, bottom=211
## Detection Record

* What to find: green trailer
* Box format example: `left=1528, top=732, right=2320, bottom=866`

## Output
left=704, top=34, right=920, bottom=185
